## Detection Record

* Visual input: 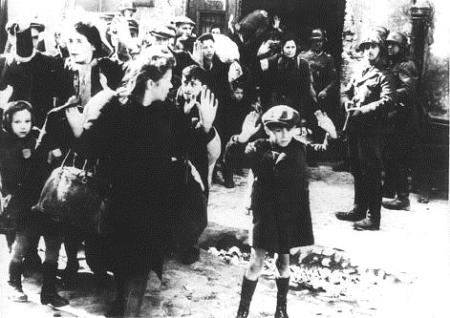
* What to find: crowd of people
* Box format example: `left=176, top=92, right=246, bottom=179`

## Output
left=0, top=3, right=424, bottom=318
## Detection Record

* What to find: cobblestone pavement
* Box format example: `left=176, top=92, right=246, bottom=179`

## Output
left=0, top=165, right=449, bottom=317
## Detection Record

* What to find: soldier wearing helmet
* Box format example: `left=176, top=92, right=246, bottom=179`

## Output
left=299, top=28, right=338, bottom=118
left=382, top=31, right=419, bottom=211
left=335, top=30, right=394, bottom=231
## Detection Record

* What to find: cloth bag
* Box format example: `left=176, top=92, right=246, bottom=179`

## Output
left=33, top=151, right=108, bottom=233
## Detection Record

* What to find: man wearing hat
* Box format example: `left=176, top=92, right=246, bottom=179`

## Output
left=299, top=28, right=338, bottom=117
left=118, top=0, right=137, bottom=19
left=150, top=25, right=176, bottom=48
left=225, top=106, right=314, bottom=318
left=382, top=31, right=419, bottom=210
left=335, top=31, right=394, bottom=230
left=299, top=28, right=339, bottom=165
left=0, top=22, right=60, bottom=127
left=173, top=16, right=196, bottom=53
left=30, top=18, right=46, bottom=52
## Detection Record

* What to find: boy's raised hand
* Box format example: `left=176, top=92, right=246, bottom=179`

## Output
left=238, top=111, right=261, bottom=143
left=197, top=87, right=218, bottom=133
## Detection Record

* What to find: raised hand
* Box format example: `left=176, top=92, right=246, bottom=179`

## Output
left=315, top=110, right=337, bottom=139
left=197, top=87, right=218, bottom=133
left=318, top=90, right=327, bottom=100
left=228, top=14, right=235, bottom=33
left=238, top=111, right=261, bottom=143
left=65, top=106, right=84, bottom=138
left=192, top=40, right=204, bottom=65
left=183, top=97, right=197, bottom=115
left=273, top=16, right=281, bottom=29
left=228, top=61, right=243, bottom=83
left=82, top=89, right=117, bottom=129
left=99, top=73, right=111, bottom=91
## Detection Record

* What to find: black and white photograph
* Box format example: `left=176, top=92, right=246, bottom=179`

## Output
left=0, top=0, right=449, bottom=317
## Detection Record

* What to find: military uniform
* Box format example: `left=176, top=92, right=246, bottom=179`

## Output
left=382, top=33, right=419, bottom=209
left=336, top=32, right=394, bottom=230
left=299, top=50, right=338, bottom=116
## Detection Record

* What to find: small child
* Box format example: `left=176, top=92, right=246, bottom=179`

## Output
left=172, top=64, right=219, bottom=264
left=225, top=105, right=315, bottom=318
left=0, top=101, right=68, bottom=306
left=0, top=101, right=36, bottom=251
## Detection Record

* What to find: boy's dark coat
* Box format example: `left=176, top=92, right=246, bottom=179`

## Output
left=226, top=138, right=314, bottom=253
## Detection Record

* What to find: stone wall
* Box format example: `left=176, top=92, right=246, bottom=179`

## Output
left=342, top=0, right=449, bottom=118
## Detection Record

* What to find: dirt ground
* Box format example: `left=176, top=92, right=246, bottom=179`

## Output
left=0, top=165, right=449, bottom=318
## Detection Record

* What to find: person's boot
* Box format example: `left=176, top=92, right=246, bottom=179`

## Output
left=40, top=262, right=69, bottom=307
left=335, top=207, right=366, bottom=222
left=418, top=189, right=430, bottom=204
left=236, top=276, right=258, bottom=318
left=353, top=217, right=380, bottom=231
left=212, top=166, right=221, bottom=185
left=123, top=275, right=147, bottom=318
left=62, top=259, right=79, bottom=288
left=223, top=167, right=235, bottom=188
left=382, top=197, right=410, bottom=211
left=8, top=261, right=28, bottom=302
left=274, top=277, right=289, bottom=318
left=106, top=276, right=125, bottom=317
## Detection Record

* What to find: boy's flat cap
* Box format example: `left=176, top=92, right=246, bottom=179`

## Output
left=262, top=105, right=300, bottom=128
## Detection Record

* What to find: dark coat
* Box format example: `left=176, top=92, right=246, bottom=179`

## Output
left=202, top=54, right=230, bottom=137
left=266, top=55, right=317, bottom=126
left=0, top=129, right=50, bottom=230
left=299, top=50, right=337, bottom=97
left=343, top=61, right=394, bottom=136
left=40, top=57, right=124, bottom=156
left=0, top=52, right=60, bottom=127
left=225, top=137, right=314, bottom=253
left=77, top=97, right=214, bottom=276
left=386, top=56, right=418, bottom=133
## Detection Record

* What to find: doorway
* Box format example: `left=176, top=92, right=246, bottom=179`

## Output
left=240, top=0, right=346, bottom=73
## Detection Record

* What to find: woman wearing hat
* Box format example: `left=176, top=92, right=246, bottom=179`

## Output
left=335, top=31, right=394, bottom=230
left=225, top=105, right=316, bottom=318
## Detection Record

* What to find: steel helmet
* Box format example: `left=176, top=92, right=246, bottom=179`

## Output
left=386, top=31, right=407, bottom=48
left=310, top=28, right=327, bottom=41
left=358, top=31, right=386, bottom=50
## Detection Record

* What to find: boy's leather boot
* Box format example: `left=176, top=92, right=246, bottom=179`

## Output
left=274, top=277, right=290, bottom=318
left=236, top=276, right=258, bottom=318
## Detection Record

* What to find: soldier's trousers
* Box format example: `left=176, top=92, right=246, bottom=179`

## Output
left=348, top=133, right=384, bottom=221
left=383, top=131, right=415, bottom=198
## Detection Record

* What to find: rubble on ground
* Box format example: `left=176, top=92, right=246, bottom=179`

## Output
left=208, top=245, right=412, bottom=302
